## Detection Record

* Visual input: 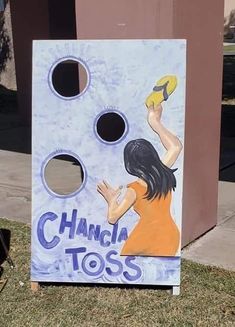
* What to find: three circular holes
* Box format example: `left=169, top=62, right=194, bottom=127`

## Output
left=45, top=59, right=128, bottom=197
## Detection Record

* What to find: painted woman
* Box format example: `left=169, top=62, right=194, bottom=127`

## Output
left=97, top=76, right=182, bottom=256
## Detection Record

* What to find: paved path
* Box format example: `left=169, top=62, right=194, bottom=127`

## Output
left=182, top=181, right=235, bottom=271
left=182, top=215, right=235, bottom=271
left=0, top=150, right=31, bottom=224
left=0, top=147, right=235, bottom=271
left=182, top=216, right=235, bottom=271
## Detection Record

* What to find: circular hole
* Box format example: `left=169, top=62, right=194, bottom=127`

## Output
left=51, top=59, right=88, bottom=98
left=43, top=154, right=85, bottom=197
left=95, top=112, right=127, bottom=143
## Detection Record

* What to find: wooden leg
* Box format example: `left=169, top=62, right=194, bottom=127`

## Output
left=172, top=286, right=180, bottom=296
left=31, top=281, right=40, bottom=292
left=0, top=279, right=8, bottom=292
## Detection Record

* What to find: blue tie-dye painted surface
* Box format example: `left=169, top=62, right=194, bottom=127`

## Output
left=32, top=40, right=186, bottom=285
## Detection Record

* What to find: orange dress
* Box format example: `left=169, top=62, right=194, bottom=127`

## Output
left=121, top=181, right=180, bottom=257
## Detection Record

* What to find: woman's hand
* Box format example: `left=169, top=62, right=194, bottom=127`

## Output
left=97, top=181, right=136, bottom=224
left=97, top=181, right=122, bottom=204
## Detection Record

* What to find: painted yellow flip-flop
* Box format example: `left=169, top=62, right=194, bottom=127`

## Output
left=145, top=75, right=177, bottom=108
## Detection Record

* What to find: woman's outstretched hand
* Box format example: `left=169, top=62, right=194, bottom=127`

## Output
left=97, top=181, right=122, bottom=204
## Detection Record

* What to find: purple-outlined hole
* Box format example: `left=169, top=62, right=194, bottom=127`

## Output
left=94, top=110, right=129, bottom=145
left=41, top=151, right=87, bottom=198
left=48, top=56, right=90, bottom=100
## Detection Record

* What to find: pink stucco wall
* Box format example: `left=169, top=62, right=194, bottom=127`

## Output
left=174, top=0, right=224, bottom=245
left=75, top=0, right=224, bottom=246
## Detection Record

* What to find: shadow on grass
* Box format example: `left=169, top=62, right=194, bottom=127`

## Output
left=40, top=281, right=170, bottom=292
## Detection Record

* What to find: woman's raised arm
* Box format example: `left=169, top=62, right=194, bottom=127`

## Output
left=147, top=104, right=182, bottom=168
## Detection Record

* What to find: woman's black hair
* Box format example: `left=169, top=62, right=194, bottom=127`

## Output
left=124, top=139, right=177, bottom=200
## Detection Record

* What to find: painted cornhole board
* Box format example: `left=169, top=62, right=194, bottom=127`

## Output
left=31, top=40, right=186, bottom=293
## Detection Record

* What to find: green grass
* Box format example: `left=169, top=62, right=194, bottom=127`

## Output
left=224, top=44, right=235, bottom=54
left=0, top=218, right=235, bottom=327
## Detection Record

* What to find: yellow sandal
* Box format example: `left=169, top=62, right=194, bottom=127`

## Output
left=145, top=75, right=177, bottom=108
